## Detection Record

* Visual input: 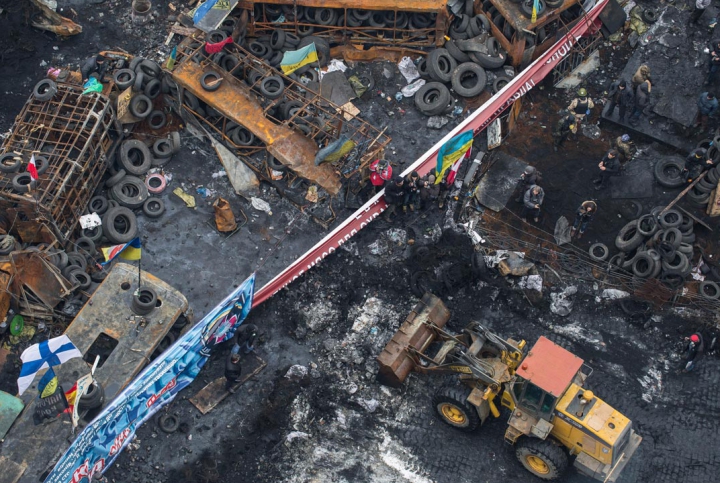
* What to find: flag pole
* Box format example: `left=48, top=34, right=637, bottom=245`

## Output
left=138, top=257, right=142, bottom=289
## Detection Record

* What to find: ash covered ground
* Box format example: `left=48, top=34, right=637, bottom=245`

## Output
left=1, top=1, right=720, bottom=483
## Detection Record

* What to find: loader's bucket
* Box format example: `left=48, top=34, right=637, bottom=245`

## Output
left=377, top=293, right=451, bottom=387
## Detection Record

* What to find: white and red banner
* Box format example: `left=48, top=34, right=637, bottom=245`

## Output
left=252, top=1, right=608, bottom=307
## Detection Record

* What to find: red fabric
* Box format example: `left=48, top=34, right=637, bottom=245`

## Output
left=28, top=155, right=38, bottom=180
left=252, top=0, right=609, bottom=307
left=204, top=37, right=233, bottom=55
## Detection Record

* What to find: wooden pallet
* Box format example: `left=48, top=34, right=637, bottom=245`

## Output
left=189, top=354, right=266, bottom=414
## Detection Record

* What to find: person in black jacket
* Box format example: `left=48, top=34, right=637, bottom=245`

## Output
left=707, top=38, right=720, bottom=85
left=683, top=333, right=704, bottom=372
left=522, top=185, right=544, bottom=223
left=593, top=150, right=620, bottom=190
left=225, top=353, right=243, bottom=392
left=629, top=80, right=650, bottom=126
left=403, top=171, right=422, bottom=212
left=605, top=79, right=633, bottom=122
left=80, top=55, right=108, bottom=83
left=231, top=324, right=258, bottom=356
left=552, top=114, right=576, bottom=152
left=515, top=166, right=538, bottom=202
left=384, top=176, right=405, bottom=221
left=683, top=148, right=714, bottom=183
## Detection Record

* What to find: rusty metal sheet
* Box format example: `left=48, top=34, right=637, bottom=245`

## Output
left=330, top=44, right=427, bottom=63
left=172, top=61, right=341, bottom=194
left=10, top=252, right=71, bottom=309
left=0, top=268, right=10, bottom=323
left=189, top=355, right=266, bottom=414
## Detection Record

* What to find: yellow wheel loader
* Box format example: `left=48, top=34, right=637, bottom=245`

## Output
left=377, top=294, right=642, bottom=482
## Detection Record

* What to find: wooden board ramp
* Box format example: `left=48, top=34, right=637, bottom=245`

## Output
left=189, top=355, right=266, bottom=414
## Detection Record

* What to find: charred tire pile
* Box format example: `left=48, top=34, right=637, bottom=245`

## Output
left=607, top=208, right=704, bottom=293
left=118, top=57, right=172, bottom=131
left=415, top=14, right=508, bottom=114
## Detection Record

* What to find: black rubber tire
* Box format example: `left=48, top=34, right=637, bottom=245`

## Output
left=427, top=48, right=457, bottom=83
left=414, top=82, right=452, bottom=116
left=520, top=0, right=546, bottom=18
left=74, top=236, right=96, bottom=255
left=470, top=51, right=507, bottom=70
left=0, top=153, right=22, bottom=173
left=142, top=198, right=165, bottom=218
left=696, top=176, right=715, bottom=193
left=69, top=269, right=92, bottom=291
left=111, top=176, right=149, bottom=209
left=147, top=110, right=167, bottom=130
left=201, top=71, right=223, bottom=92
left=661, top=252, right=689, bottom=272
left=432, top=385, right=480, bottom=431
left=658, top=209, right=682, bottom=229
left=129, top=94, right=153, bottom=119
left=206, top=29, right=227, bottom=44
left=660, top=273, right=685, bottom=290
left=588, top=243, right=609, bottom=262
left=66, top=252, right=88, bottom=271
left=615, top=220, right=643, bottom=252
left=113, top=68, right=136, bottom=90
left=143, top=78, right=161, bottom=99
left=642, top=8, right=658, bottom=24
left=699, top=280, right=720, bottom=299
left=619, top=298, right=651, bottom=316
left=132, top=71, right=145, bottom=93
left=153, top=139, right=173, bottom=159
left=315, top=7, right=338, bottom=25
left=119, top=140, right=152, bottom=175
left=546, top=0, right=564, bottom=6
left=679, top=214, right=694, bottom=233
left=270, top=29, right=286, bottom=50
left=410, top=270, right=437, bottom=298
left=677, top=242, right=693, bottom=255
left=451, top=62, right=487, bottom=98
left=132, top=286, right=157, bottom=315
left=139, top=59, right=161, bottom=78
left=183, top=90, right=200, bottom=111
left=516, top=439, right=568, bottom=480
left=632, top=252, right=656, bottom=278
left=417, top=58, right=429, bottom=78
left=33, top=156, right=49, bottom=175
left=78, top=381, right=105, bottom=410
left=444, top=39, right=471, bottom=63
left=260, top=75, right=285, bottom=100
left=661, top=227, right=682, bottom=248
left=267, top=155, right=287, bottom=172
left=230, top=126, right=256, bottom=146
left=681, top=232, right=696, bottom=243
left=298, top=36, right=330, bottom=67
left=158, top=414, right=180, bottom=433
left=284, top=32, right=300, bottom=47
left=52, top=250, right=69, bottom=269
left=654, top=156, right=685, bottom=188
left=637, top=214, right=658, bottom=237
left=105, top=169, right=126, bottom=188
left=103, top=207, right=139, bottom=244
left=33, top=79, right=57, bottom=102
left=451, top=14, right=470, bottom=34
left=82, top=225, right=103, bottom=243
left=12, top=173, right=34, bottom=193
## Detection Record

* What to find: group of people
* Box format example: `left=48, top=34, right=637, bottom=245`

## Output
left=603, top=64, right=652, bottom=126
left=381, top=169, right=450, bottom=220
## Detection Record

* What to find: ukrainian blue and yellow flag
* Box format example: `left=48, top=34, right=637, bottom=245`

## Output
left=280, top=43, right=318, bottom=75
left=38, top=367, right=58, bottom=398
left=166, top=46, right=177, bottom=71
left=101, top=237, right=142, bottom=266
left=435, top=130, right=474, bottom=184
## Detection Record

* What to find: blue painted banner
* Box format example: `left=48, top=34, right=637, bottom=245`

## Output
left=44, top=273, right=256, bottom=483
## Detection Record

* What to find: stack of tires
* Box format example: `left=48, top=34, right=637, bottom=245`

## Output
left=414, top=14, right=508, bottom=115
left=0, top=151, right=48, bottom=194
left=655, top=143, right=720, bottom=209
left=112, top=58, right=168, bottom=130
left=597, top=207, right=702, bottom=292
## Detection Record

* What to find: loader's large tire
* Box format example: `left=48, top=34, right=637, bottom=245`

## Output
left=515, top=438, right=569, bottom=480
left=432, top=386, right=480, bottom=431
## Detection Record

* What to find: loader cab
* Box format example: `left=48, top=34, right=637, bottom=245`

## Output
left=511, top=336, right=584, bottom=423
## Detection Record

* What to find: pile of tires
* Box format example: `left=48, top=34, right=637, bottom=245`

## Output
left=414, top=14, right=509, bottom=115
left=602, top=207, right=704, bottom=293
left=654, top=144, right=720, bottom=209
left=0, top=152, right=48, bottom=193
left=113, top=58, right=168, bottom=130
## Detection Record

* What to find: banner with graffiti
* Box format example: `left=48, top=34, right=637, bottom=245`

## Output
left=44, top=273, right=256, bottom=483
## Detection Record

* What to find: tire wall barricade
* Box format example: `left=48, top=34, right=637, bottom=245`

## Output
left=251, top=0, right=610, bottom=307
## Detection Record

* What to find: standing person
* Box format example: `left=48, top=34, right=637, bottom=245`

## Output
left=690, top=0, right=711, bottom=23
left=225, top=352, right=243, bottom=393
left=570, top=200, right=597, bottom=239
left=631, top=65, right=651, bottom=91
left=605, top=79, right=633, bottom=122
left=695, top=92, right=718, bottom=132
left=403, top=171, right=421, bottom=212
left=612, top=134, right=636, bottom=166
left=230, top=324, right=258, bottom=356
left=683, top=147, right=714, bottom=183
left=515, top=166, right=538, bottom=202
left=420, top=174, right=440, bottom=209
left=521, top=185, right=544, bottom=223
left=552, top=114, right=577, bottom=152
left=707, top=38, right=720, bottom=85
left=682, top=333, right=704, bottom=372
left=567, top=88, right=595, bottom=125
left=368, top=158, right=392, bottom=194
left=593, top=149, right=620, bottom=190
left=383, top=176, right=405, bottom=221
left=629, top=80, right=651, bottom=126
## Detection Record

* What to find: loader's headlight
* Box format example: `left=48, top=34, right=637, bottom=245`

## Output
left=602, top=447, right=609, bottom=454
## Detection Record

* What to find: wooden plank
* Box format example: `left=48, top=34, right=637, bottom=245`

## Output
left=659, top=171, right=707, bottom=216
left=707, top=188, right=720, bottom=217
left=189, top=355, right=266, bottom=414
left=677, top=205, right=712, bottom=232
left=171, top=24, right=200, bottom=37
